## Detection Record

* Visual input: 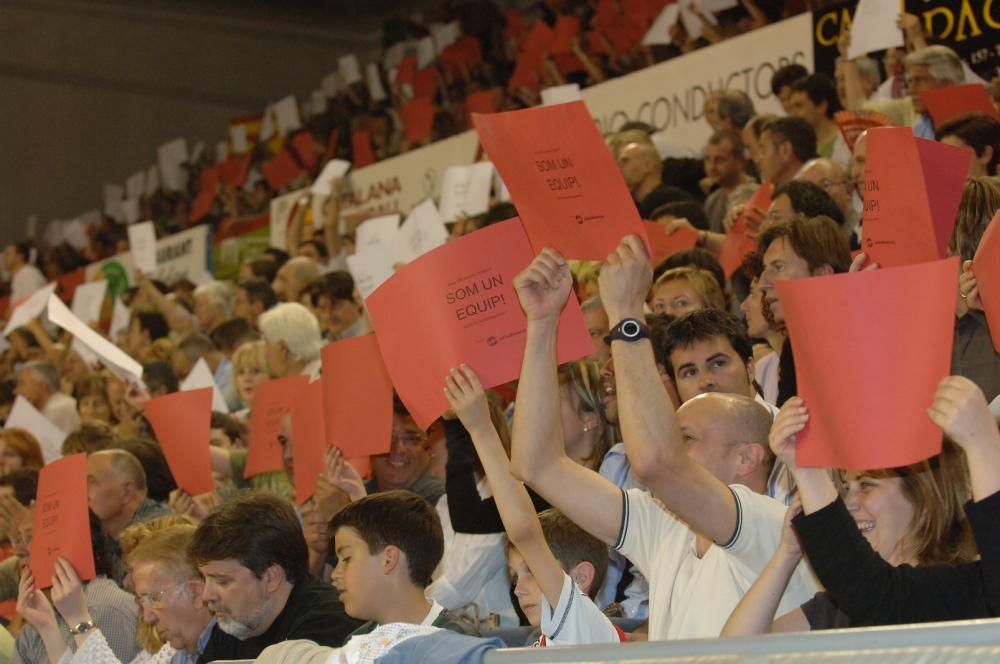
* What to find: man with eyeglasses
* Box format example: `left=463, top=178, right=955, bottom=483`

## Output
left=796, top=158, right=861, bottom=247
left=364, top=397, right=445, bottom=506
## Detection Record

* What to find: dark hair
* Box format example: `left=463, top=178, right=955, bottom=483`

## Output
left=210, top=412, right=248, bottom=448
left=210, top=318, right=258, bottom=355
left=243, top=256, right=279, bottom=284
left=189, top=491, right=309, bottom=584
left=133, top=311, right=169, bottom=342
left=618, top=120, right=656, bottom=135
left=0, top=378, right=16, bottom=412
left=772, top=180, right=845, bottom=226
left=771, top=63, right=809, bottom=96
left=762, top=117, right=817, bottom=164
left=113, top=438, right=177, bottom=503
left=647, top=313, right=678, bottom=370
left=62, top=421, right=115, bottom=455
left=482, top=202, right=518, bottom=228
left=649, top=200, right=710, bottom=231
left=790, top=73, right=843, bottom=118
left=757, top=214, right=852, bottom=274
left=936, top=112, right=1000, bottom=176
left=7, top=242, right=32, bottom=263
left=238, top=278, right=277, bottom=312
left=307, top=271, right=356, bottom=308
left=90, top=509, right=120, bottom=578
left=142, top=360, right=178, bottom=395
left=297, top=239, right=329, bottom=260
left=708, top=129, right=745, bottom=156
left=329, top=490, right=443, bottom=588
left=659, top=309, right=753, bottom=381
left=0, top=469, right=39, bottom=506
left=655, top=248, right=726, bottom=294
left=537, top=509, right=608, bottom=600
left=262, top=248, right=291, bottom=270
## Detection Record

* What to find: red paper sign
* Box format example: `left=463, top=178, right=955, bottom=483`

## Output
left=834, top=110, right=894, bottom=151
left=973, top=209, right=1000, bottom=352
left=321, top=336, right=393, bottom=459
left=245, top=376, right=310, bottom=478
left=919, top=84, right=1000, bottom=127
left=262, top=149, right=305, bottom=191
left=145, top=388, right=214, bottom=496
left=352, top=131, right=376, bottom=168
left=366, top=218, right=595, bottom=429
left=395, top=56, right=417, bottom=86
left=862, top=127, right=972, bottom=267
left=413, top=67, right=438, bottom=98
left=586, top=31, right=611, bottom=55
left=644, top=221, right=699, bottom=265
left=31, top=454, right=95, bottom=589
left=776, top=258, right=958, bottom=470
left=719, top=181, right=772, bottom=278
left=401, top=97, right=438, bottom=143
left=292, top=132, right=319, bottom=171
left=465, top=90, right=498, bottom=117
left=291, top=380, right=327, bottom=505
left=551, top=16, right=580, bottom=54
left=474, top=101, right=648, bottom=260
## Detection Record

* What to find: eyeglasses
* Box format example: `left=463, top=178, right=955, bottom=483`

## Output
left=136, top=582, right=187, bottom=608
left=391, top=430, right=428, bottom=448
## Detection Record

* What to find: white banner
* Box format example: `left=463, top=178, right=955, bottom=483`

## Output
left=85, top=225, right=211, bottom=294
left=581, top=12, right=813, bottom=153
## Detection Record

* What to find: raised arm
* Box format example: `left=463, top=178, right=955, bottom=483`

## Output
left=445, top=365, right=565, bottom=607
left=320, top=179, right=345, bottom=261
left=769, top=397, right=839, bottom=515
left=509, top=249, right=622, bottom=545
left=598, top=235, right=739, bottom=545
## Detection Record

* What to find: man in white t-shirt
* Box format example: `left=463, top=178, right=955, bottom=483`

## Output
left=3, top=243, right=47, bottom=314
left=510, top=237, right=817, bottom=641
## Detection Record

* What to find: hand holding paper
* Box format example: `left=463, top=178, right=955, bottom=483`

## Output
left=30, top=454, right=96, bottom=590
left=127, top=221, right=157, bottom=274
left=144, top=388, right=214, bottom=496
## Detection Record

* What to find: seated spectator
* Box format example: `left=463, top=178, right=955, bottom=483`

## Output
left=936, top=112, right=1000, bottom=178
left=193, top=281, right=233, bottom=334
left=3, top=242, right=46, bottom=313
left=756, top=117, right=818, bottom=187
left=258, top=303, right=323, bottom=379
left=796, top=158, right=861, bottom=246
left=238, top=255, right=279, bottom=285
left=714, top=90, right=755, bottom=133
left=123, top=311, right=170, bottom=359
left=304, top=271, right=370, bottom=340
left=365, top=398, right=446, bottom=505
left=143, top=359, right=179, bottom=397
left=616, top=142, right=693, bottom=219
left=62, top=420, right=115, bottom=456
left=0, top=429, right=44, bottom=475
left=649, top=267, right=726, bottom=318
left=742, top=113, right=778, bottom=178
left=767, top=180, right=845, bottom=229
left=272, top=257, right=320, bottom=303
left=172, top=333, right=239, bottom=410
left=113, top=437, right=178, bottom=505
left=233, top=278, right=278, bottom=328
left=770, top=64, right=809, bottom=115
left=87, top=449, right=172, bottom=538
left=788, top=74, right=847, bottom=163
left=232, top=340, right=269, bottom=418
left=740, top=259, right=784, bottom=406
left=702, top=130, right=757, bottom=232
left=15, top=359, right=81, bottom=433
left=209, top=317, right=258, bottom=358
left=654, top=248, right=727, bottom=296
left=189, top=492, right=358, bottom=661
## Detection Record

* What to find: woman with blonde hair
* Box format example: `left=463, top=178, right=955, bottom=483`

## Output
left=649, top=266, right=726, bottom=318
left=231, top=339, right=269, bottom=418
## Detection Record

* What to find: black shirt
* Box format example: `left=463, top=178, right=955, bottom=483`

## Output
left=636, top=183, right=694, bottom=219
left=197, top=578, right=360, bottom=663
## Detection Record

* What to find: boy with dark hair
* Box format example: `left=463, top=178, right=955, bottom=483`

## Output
left=444, top=366, right=623, bottom=647
left=329, top=490, right=476, bottom=639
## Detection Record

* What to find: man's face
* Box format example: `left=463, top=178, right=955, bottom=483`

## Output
left=704, top=139, right=745, bottom=188
left=755, top=130, right=786, bottom=184
left=331, top=526, right=382, bottom=621
left=703, top=91, right=722, bottom=130
left=677, top=396, right=748, bottom=485
left=669, top=336, right=753, bottom=403
left=271, top=265, right=291, bottom=302
left=132, top=561, right=206, bottom=652
left=14, top=368, right=47, bottom=410
left=199, top=559, right=275, bottom=640
left=798, top=162, right=854, bottom=216
left=776, top=85, right=796, bottom=114
left=788, top=90, right=825, bottom=129
left=233, top=288, right=255, bottom=324
left=507, top=548, right=541, bottom=627
left=194, top=294, right=221, bottom=331
left=759, top=237, right=814, bottom=323
left=906, top=64, right=942, bottom=115
left=370, top=413, right=430, bottom=492
left=616, top=143, right=652, bottom=191
left=264, top=338, right=289, bottom=378
left=105, top=377, right=136, bottom=425
left=321, top=297, right=360, bottom=338
left=582, top=306, right=611, bottom=365
left=87, top=454, right=128, bottom=523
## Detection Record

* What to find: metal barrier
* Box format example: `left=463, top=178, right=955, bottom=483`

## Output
left=484, top=618, right=1000, bottom=663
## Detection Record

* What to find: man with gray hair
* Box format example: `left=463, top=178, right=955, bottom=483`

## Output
left=258, top=302, right=323, bottom=379
left=193, top=280, right=233, bottom=333
left=904, top=45, right=965, bottom=136
left=716, top=90, right=755, bottom=132
left=15, top=360, right=80, bottom=433
left=272, top=256, right=320, bottom=304
left=796, top=157, right=861, bottom=247
left=87, top=449, right=172, bottom=538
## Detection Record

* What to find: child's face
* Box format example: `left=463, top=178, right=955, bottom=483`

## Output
left=331, top=526, right=381, bottom=621
left=507, top=548, right=541, bottom=627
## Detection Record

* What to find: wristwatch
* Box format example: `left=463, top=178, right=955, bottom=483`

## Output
left=69, top=620, right=96, bottom=636
left=604, top=318, right=650, bottom=345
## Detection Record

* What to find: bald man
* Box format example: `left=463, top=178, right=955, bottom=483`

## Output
left=87, top=449, right=172, bottom=538
left=797, top=157, right=861, bottom=246
left=510, top=240, right=817, bottom=640
left=272, top=256, right=320, bottom=303
left=616, top=141, right=692, bottom=219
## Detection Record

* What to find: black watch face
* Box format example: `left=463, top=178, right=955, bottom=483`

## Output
left=621, top=319, right=641, bottom=338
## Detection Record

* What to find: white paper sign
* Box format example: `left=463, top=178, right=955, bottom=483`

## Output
left=6, top=396, right=66, bottom=463
left=109, top=296, right=131, bottom=342
left=494, top=171, right=512, bottom=203
left=268, top=188, right=309, bottom=250
left=540, top=84, right=583, bottom=106
left=273, top=95, right=302, bottom=135
left=416, top=36, right=437, bottom=69
left=347, top=248, right=395, bottom=299
left=103, top=183, right=124, bottom=220
left=3, top=283, right=57, bottom=336
left=680, top=1, right=718, bottom=41
left=145, top=165, right=160, bottom=196
left=121, top=197, right=141, bottom=225
left=311, top=160, right=352, bottom=197
left=215, top=141, right=229, bottom=163
left=127, top=221, right=157, bottom=274
left=848, top=0, right=905, bottom=59
left=390, top=199, right=448, bottom=265
left=259, top=107, right=276, bottom=141
left=339, top=54, right=362, bottom=85
left=355, top=215, right=400, bottom=253
left=157, top=138, right=188, bottom=191
left=230, top=125, right=249, bottom=153
left=431, top=21, right=461, bottom=54
left=438, top=162, right=495, bottom=222
left=47, top=294, right=143, bottom=383
left=366, top=63, right=388, bottom=102
left=180, top=357, right=229, bottom=413
left=642, top=4, right=681, bottom=46
left=125, top=171, right=146, bottom=199
left=70, top=280, right=108, bottom=325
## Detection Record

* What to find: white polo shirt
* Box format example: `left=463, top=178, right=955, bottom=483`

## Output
left=539, top=572, right=622, bottom=647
